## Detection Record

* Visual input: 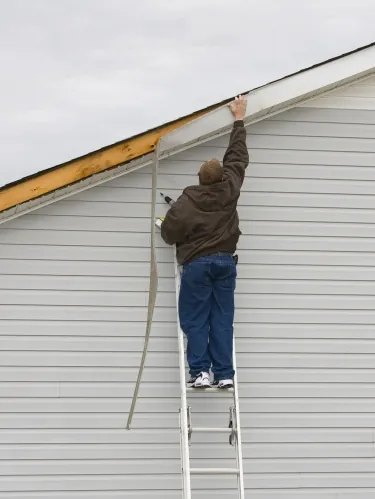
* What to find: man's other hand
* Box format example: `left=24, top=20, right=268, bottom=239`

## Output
left=229, top=95, right=247, bottom=121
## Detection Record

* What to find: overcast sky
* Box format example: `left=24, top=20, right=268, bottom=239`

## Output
left=0, top=0, right=373, bottom=187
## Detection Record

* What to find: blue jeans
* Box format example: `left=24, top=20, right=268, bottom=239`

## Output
left=178, top=253, right=236, bottom=380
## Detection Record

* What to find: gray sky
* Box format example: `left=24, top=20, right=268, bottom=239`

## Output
left=0, top=0, right=373, bottom=187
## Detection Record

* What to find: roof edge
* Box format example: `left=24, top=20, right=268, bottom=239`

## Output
left=1, top=39, right=375, bottom=216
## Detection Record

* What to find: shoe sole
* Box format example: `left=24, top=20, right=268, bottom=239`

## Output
left=191, top=383, right=211, bottom=389
left=214, top=383, right=234, bottom=389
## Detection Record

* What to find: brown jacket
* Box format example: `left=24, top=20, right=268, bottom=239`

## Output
left=161, top=120, right=249, bottom=264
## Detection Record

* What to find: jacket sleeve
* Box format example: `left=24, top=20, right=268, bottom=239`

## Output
left=160, top=193, right=189, bottom=245
left=222, top=120, right=249, bottom=191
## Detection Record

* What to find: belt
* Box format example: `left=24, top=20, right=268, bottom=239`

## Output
left=211, top=252, right=238, bottom=265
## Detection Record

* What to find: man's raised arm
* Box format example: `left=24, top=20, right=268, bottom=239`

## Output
left=222, top=95, right=250, bottom=189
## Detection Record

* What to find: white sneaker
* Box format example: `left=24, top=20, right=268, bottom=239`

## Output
left=187, top=371, right=211, bottom=388
left=213, top=379, right=234, bottom=389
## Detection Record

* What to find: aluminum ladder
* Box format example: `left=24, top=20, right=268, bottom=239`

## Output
left=172, top=246, right=245, bottom=498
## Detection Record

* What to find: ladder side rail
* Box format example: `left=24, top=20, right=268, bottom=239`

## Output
left=173, top=245, right=191, bottom=498
left=232, top=335, right=245, bottom=498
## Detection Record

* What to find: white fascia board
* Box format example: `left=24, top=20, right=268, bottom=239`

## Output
left=160, top=44, right=375, bottom=154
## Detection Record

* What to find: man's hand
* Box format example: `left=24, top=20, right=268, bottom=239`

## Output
left=229, top=95, right=247, bottom=121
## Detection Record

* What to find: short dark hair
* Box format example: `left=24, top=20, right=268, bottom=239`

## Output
left=198, top=159, right=222, bottom=185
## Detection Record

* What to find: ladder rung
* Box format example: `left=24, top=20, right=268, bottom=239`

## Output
left=190, top=467, right=239, bottom=475
left=193, top=427, right=232, bottom=433
left=186, top=387, right=234, bottom=393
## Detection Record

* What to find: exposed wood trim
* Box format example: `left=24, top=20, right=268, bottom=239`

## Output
left=0, top=105, right=222, bottom=214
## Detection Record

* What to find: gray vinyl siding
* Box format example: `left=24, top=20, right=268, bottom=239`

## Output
left=2, top=77, right=375, bottom=498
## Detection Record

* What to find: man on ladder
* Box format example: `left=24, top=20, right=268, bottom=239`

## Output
left=160, top=95, right=249, bottom=390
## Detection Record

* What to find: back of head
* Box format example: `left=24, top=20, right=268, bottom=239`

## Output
left=198, top=159, right=223, bottom=185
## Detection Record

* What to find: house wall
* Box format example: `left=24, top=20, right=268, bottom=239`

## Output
left=1, top=75, right=375, bottom=498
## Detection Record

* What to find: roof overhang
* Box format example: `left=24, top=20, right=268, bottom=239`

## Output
left=1, top=41, right=375, bottom=225
left=161, top=44, right=375, bottom=154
